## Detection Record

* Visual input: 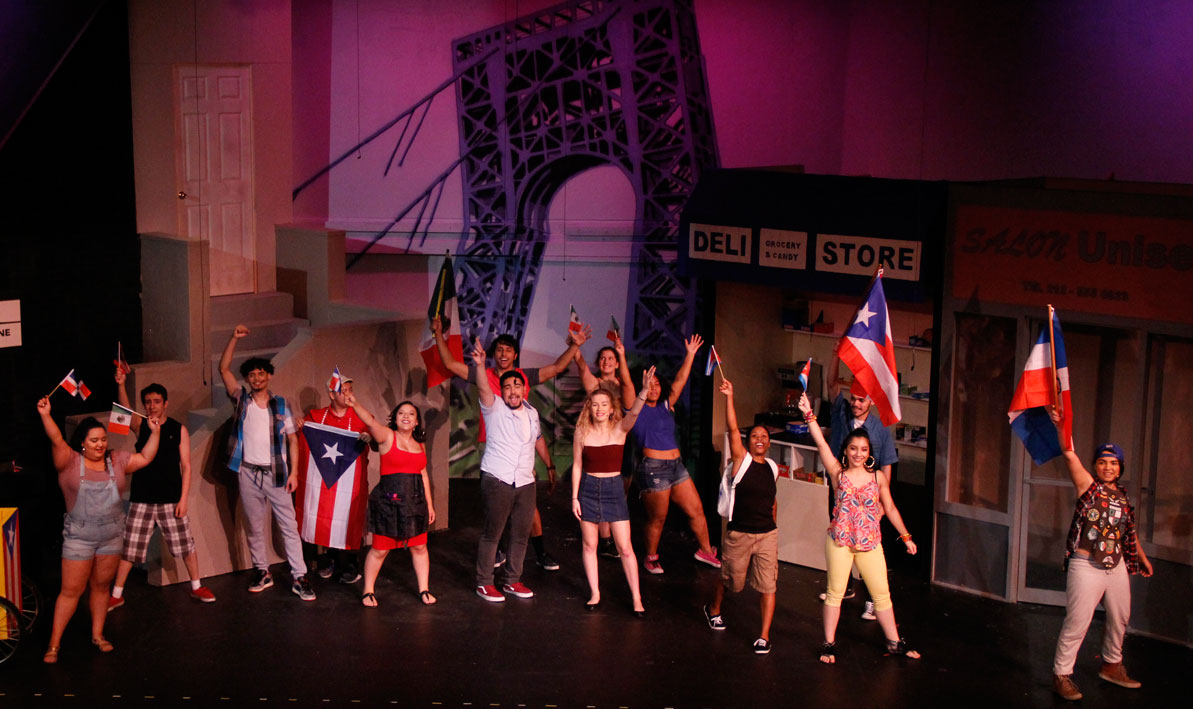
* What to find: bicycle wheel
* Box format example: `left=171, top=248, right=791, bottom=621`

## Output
left=0, top=596, right=22, bottom=665
left=19, top=578, right=40, bottom=632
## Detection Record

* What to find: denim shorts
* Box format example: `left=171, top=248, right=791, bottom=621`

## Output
left=635, top=457, right=691, bottom=494
left=62, top=513, right=125, bottom=561
left=578, top=474, right=629, bottom=523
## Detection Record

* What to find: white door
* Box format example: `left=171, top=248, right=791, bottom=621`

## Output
left=175, top=65, right=256, bottom=296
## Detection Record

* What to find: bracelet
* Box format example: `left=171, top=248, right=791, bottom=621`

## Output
left=899, top=533, right=912, bottom=542
left=803, top=411, right=816, bottom=423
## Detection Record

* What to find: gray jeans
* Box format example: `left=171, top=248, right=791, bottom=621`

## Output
left=476, top=472, right=536, bottom=586
left=240, top=464, right=307, bottom=578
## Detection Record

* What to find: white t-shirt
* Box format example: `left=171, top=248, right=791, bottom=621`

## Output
left=242, top=400, right=274, bottom=466
left=479, top=398, right=540, bottom=487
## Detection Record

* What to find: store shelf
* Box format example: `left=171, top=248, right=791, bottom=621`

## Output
left=898, top=394, right=931, bottom=402
left=896, top=440, right=928, bottom=449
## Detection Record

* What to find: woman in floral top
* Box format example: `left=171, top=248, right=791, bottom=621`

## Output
left=798, top=393, right=919, bottom=664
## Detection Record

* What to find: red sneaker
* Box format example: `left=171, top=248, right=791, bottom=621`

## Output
left=476, top=585, right=506, bottom=602
left=107, top=595, right=124, bottom=611
left=190, top=586, right=217, bottom=603
left=501, top=582, right=534, bottom=599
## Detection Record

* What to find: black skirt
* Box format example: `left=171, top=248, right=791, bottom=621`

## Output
left=367, top=474, right=428, bottom=541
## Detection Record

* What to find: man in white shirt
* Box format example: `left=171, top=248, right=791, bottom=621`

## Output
left=469, top=337, right=549, bottom=602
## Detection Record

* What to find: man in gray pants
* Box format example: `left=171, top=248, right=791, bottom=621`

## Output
left=219, top=324, right=315, bottom=601
left=469, top=337, right=547, bottom=602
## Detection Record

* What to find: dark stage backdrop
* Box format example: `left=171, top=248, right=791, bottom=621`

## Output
left=0, top=0, right=140, bottom=577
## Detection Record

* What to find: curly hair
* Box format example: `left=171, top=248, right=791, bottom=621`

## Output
left=386, top=401, right=426, bottom=443
left=575, top=389, right=622, bottom=439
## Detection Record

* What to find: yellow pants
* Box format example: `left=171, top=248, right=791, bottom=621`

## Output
left=823, top=535, right=892, bottom=611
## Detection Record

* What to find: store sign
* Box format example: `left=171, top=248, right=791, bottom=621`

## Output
left=815, top=234, right=921, bottom=281
left=0, top=300, right=20, bottom=348
left=952, top=205, right=1193, bottom=325
left=758, top=229, right=808, bottom=270
left=689, top=223, right=752, bottom=264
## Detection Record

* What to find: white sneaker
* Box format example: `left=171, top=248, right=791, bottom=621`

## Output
left=861, top=600, right=876, bottom=621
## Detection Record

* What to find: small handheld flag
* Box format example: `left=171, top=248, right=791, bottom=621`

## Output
left=568, top=305, right=583, bottom=334
left=705, top=345, right=723, bottom=377
left=799, top=357, right=812, bottom=391
left=48, top=369, right=79, bottom=398
left=109, top=403, right=142, bottom=435
left=1008, top=306, right=1073, bottom=464
left=329, top=365, right=343, bottom=393
left=419, top=254, right=465, bottom=388
left=114, top=341, right=132, bottom=375
left=607, top=316, right=621, bottom=342
left=77, top=380, right=92, bottom=401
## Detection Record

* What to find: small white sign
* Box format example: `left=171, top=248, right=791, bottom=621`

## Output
left=815, top=234, right=921, bottom=281
left=0, top=299, right=19, bottom=348
left=689, top=223, right=752, bottom=264
left=758, top=229, right=808, bottom=270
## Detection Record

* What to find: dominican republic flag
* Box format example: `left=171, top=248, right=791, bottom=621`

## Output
left=569, top=305, right=583, bottom=334
left=705, top=345, right=722, bottom=376
left=328, top=365, right=343, bottom=393
left=296, top=419, right=368, bottom=550
left=114, top=341, right=132, bottom=375
left=799, top=357, right=812, bottom=391
left=109, top=403, right=135, bottom=435
left=77, top=380, right=91, bottom=401
left=837, top=270, right=902, bottom=426
left=58, top=369, right=79, bottom=397
left=1008, top=310, right=1073, bottom=465
left=419, top=254, right=464, bottom=388
left=607, top=316, right=621, bottom=342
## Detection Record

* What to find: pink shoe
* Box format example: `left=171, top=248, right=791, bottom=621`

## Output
left=644, top=554, right=664, bottom=574
left=190, top=586, right=217, bottom=603
left=107, top=595, right=124, bottom=611
left=694, top=548, right=721, bottom=569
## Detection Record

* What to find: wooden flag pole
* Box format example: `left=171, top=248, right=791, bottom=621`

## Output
left=1047, top=304, right=1062, bottom=418
left=46, top=382, right=62, bottom=398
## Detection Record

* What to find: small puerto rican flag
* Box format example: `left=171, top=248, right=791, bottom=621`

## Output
left=328, top=365, right=343, bottom=393
left=568, top=305, right=583, bottom=334
left=59, top=369, right=79, bottom=397
left=799, top=357, right=812, bottom=391
left=109, top=403, right=136, bottom=435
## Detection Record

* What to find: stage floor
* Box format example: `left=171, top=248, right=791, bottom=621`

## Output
left=4, top=479, right=1188, bottom=707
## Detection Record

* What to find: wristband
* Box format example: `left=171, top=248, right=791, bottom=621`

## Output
left=803, top=411, right=816, bottom=423
left=899, top=533, right=912, bottom=542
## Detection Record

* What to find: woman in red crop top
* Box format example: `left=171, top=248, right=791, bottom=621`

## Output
left=572, top=366, right=654, bottom=615
left=799, top=393, right=919, bottom=664
left=348, top=395, right=437, bottom=608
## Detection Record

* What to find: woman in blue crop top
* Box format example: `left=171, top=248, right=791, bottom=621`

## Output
left=572, top=366, right=653, bottom=615
left=626, top=334, right=721, bottom=574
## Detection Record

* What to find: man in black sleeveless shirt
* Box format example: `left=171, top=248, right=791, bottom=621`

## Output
left=109, top=368, right=215, bottom=607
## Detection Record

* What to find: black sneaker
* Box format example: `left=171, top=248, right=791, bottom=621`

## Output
left=291, top=575, right=316, bottom=601
left=536, top=552, right=560, bottom=571
left=704, top=604, right=725, bottom=631
left=753, top=638, right=771, bottom=655
left=338, top=569, right=362, bottom=584
left=317, top=562, right=335, bottom=580
left=598, top=538, right=620, bottom=559
left=494, top=549, right=507, bottom=568
left=248, top=569, right=273, bottom=593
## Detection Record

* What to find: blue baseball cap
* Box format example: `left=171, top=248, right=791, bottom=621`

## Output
left=1094, top=443, right=1124, bottom=470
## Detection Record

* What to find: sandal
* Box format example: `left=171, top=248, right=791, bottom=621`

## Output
left=361, top=592, right=378, bottom=608
left=885, top=637, right=920, bottom=659
left=43, top=646, right=60, bottom=664
left=92, top=636, right=115, bottom=653
left=819, top=641, right=837, bottom=664
left=419, top=590, right=437, bottom=605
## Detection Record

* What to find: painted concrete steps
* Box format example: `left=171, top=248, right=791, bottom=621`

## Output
left=210, top=317, right=306, bottom=352
left=210, top=291, right=296, bottom=327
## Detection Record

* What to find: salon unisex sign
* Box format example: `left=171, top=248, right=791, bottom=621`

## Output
left=687, top=224, right=922, bottom=281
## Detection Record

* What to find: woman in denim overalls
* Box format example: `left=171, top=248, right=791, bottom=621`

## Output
left=37, top=397, right=160, bottom=663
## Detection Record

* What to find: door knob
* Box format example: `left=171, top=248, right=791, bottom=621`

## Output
left=178, top=191, right=187, bottom=199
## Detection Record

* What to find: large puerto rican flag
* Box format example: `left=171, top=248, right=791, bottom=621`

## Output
left=837, top=270, right=901, bottom=426
left=418, top=254, right=464, bottom=388
left=1008, top=309, right=1073, bottom=465
left=295, top=420, right=368, bottom=550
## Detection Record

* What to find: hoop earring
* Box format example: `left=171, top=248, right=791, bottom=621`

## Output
left=840, top=453, right=849, bottom=469
left=866, top=456, right=876, bottom=470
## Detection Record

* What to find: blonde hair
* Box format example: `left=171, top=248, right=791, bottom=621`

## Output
left=575, top=389, right=622, bottom=439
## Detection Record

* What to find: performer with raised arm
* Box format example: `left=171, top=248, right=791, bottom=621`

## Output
left=433, top=316, right=583, bottom=571
left=572, top=364, right=653, bottom=615
left=703, top=379, right=779, bottom=654
left=38, top=396, right=160, bottom=662
left=1049, top=408, right=1152, bottom=701
left=469, top=337, right=549, bottom=602
left=109, top=367, right=214, bottom=609
left=218, top=324, right=314, bottom=601
left=346, top=395, right=436, bottom=608
left=628, top=334, right=720, bottom=574
left=797, top=392, right=920, bottom=663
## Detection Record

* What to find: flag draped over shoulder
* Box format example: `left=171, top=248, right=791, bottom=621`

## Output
left=1008, top=310, right=1073, bottom=465
left=419, top=255, right=464, bottom=388
left=837, top=271, right=901, bottom=426
left=295, top=419, right=368, bottom=550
